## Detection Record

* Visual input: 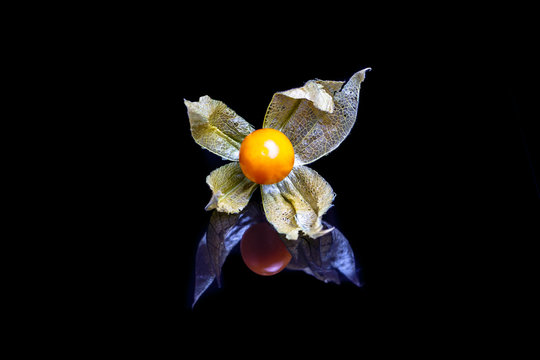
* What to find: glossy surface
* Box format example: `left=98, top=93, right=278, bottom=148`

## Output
left=240, top=222, right=292, bottom=276
left=239, top=128, right=294, bottom=185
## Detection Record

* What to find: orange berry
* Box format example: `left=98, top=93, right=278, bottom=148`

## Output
left=239, top=128, right=294, bottom=185
left=240, top=222, right=292, bottom=276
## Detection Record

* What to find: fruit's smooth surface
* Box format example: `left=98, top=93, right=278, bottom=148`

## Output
left=239, top=128, right=294, bottom=185
left=240, top=222, right=292, bottom=276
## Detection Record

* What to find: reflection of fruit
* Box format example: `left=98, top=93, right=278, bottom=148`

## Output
left=239, top=128, right=294, bottom=185
left=240, top=222, right=292, bottom=276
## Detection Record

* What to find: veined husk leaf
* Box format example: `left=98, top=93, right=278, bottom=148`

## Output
left=205, top=162, right=257, bottom=214
left=185, top=95, right=255, bottom=161
left=283, top=221, right=361, bottom=286
left=261, top=165, right=334, bottom=240
left=263, top=68, right=370, bottom=165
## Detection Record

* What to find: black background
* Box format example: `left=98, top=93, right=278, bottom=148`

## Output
left=85, top=7, right=538, bottom=350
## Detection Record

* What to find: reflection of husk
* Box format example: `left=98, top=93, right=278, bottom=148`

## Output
left=192, top=201, right=265, bottom=307
left=193, top=201, right=360, bottom=307
left=283, top=221, right=361, bottom=287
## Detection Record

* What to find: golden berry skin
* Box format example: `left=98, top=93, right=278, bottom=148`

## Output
left=240, top=222, right=292, bottom=276
left=239, top=128, right=295, bottom=185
